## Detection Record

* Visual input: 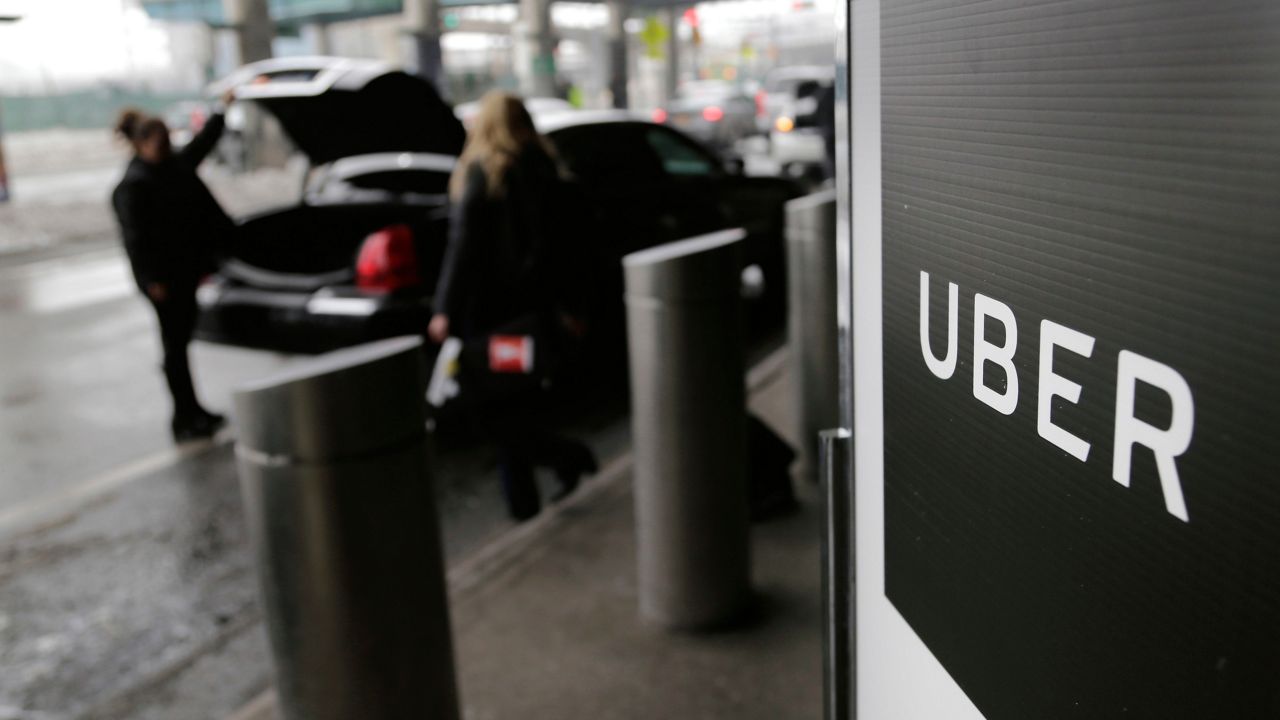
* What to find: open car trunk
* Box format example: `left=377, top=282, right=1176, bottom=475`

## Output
left=228, top=202, right=449, bottom=294
left=224, top=59, right=467, bottom=167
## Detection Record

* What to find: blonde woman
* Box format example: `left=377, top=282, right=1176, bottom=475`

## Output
left=430, top=91, right=596, bottom=521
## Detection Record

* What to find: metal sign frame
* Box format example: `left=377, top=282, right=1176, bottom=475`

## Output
left=840, top=1, right=986, bottom=716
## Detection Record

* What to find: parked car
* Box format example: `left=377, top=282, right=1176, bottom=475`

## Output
left=651, top=81, right=757, bottom=157
left=194, top=61, right=799, bottom=360
left=538, top=110, right=800, bottom=346
left=194, top=57, right=465, bottom=353
left=759, top=66, right=834, bottom=176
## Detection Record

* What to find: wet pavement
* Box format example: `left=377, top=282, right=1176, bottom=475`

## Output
left=0, top=128, right=782, bottom=719
left=0, top=219, right=630, bottom=718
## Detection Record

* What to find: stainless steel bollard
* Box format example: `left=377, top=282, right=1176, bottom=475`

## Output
left=820, top=428, right=854, bottom=720
left=786, top=190, right=841, bottom=480
left=623, top=229, right=752, bottom=630
left=233, top=336, right=459, bottom=720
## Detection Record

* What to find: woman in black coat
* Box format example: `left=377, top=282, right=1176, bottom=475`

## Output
left=429, top=91, right=597, bottom=521
left=111, top=93, right=234, bottom=441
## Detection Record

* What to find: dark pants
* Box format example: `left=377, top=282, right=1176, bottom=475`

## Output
left=465, top=382, right=587, bottom=520
left=147, top=285, right=203, bottom=424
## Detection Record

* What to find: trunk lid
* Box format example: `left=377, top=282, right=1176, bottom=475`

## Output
left=219, top=58, right=466, bottom=166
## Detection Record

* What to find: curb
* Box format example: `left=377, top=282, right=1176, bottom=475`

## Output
left=226, top=345, right=790, bottom=720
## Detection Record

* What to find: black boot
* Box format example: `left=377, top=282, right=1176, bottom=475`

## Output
left=194, top=408, right=226, bottom=432
left=549, top=441, right=598, bottom=503
left=499, top=459, right=541, bottom=521
left=171, top=408, right=226, bottom=443
left=171, top=415, right=215, bottom=442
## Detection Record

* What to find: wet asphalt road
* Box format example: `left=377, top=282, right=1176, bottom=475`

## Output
left=0, top=239, right=631, bottom=720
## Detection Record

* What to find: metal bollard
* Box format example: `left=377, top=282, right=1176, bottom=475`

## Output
left=820, top=428, right=854, bottom=720
left=786, top=189, right=841, bottom=480
left=623, top=229, right=752, bottom=630
left=233, top=336, right=459, bottom=720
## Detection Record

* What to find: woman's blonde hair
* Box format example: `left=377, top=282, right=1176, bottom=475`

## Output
left=449, top=91, right=546, bottom=199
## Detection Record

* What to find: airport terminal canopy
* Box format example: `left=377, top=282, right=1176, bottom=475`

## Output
left=142, top=0, right=438, bottom=26
left=141, top=0, right=691, bottom=26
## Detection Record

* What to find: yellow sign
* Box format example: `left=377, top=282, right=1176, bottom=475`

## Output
left=640, top=16, right=668, bottom=60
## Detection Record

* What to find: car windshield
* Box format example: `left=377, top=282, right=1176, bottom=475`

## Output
left=552, top=123, right=721, bottom=183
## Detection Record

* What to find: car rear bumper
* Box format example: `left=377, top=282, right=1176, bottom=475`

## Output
left=195, top=279, right=432, bottom=354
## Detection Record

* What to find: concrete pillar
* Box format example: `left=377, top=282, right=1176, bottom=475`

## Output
left=606, top=0, right=629, bottom=108
left=223, top=0, right=273, bottom=64
left=0, top=105, right=9, bottom=203
left=300, top=22, right=330, bottom=55
left=663, top=7, right=680, bottom=104
left=516, top=0, right=557, bottom=98
left=201, top=23, right=218, bottom=83
left=402, top=0, right=445, bottom=92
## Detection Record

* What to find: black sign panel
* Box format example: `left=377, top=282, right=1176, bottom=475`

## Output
left=881, top=1, right=1280, bottom=717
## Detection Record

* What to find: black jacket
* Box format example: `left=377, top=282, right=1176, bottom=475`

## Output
left=435, top=146, right=574, bottom=338
left=111, top=113, right=234, bottom=291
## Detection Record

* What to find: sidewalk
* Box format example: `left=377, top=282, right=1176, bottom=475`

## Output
left=231, top=350, right=823, bottom=720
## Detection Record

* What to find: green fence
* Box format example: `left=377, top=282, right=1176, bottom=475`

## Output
left=0, top=90, right=202, bottom=133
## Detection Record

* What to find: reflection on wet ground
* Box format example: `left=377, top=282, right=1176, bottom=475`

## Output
left=0, top=243, right=633, bottom=717
left=0, top=446, right=258, bottom=716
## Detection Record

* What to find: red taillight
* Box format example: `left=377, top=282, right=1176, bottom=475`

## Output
left=702, top=105, right=724, bottom=122
left=755, top=90, right=766, bottom=117
left=356, top=224, right=420, bottom=293
left=652, top=107, right=668, bottom=123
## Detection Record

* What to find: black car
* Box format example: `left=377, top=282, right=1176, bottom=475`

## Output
left=537, top=110, right=800, bottom=338
left=196, top=63, right=800, bottom=356
left=195, top=57, right=464, bottom=353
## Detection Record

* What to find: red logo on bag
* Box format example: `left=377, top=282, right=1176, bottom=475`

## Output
left=489, top=335, right=535, bottom=374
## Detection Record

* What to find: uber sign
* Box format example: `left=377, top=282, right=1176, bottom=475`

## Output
left=878, top=0, right=1280, bottom=717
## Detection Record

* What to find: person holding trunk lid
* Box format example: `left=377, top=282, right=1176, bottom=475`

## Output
left=111, top=89, right=236, bottom=442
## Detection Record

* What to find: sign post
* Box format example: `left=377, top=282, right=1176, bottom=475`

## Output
left=837, top=0, right=1280, bottom=717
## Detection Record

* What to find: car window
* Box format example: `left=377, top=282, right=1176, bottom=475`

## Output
left=795, top=80, right=823, bottom=100
left=345, top=169, right=450, bottom=195
left=643, top=128, right=718, bottom=177
left=550, top=124, right=666, bottom=187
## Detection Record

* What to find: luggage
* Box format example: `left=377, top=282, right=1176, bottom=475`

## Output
left=748, top=415, right=799, bottom=521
